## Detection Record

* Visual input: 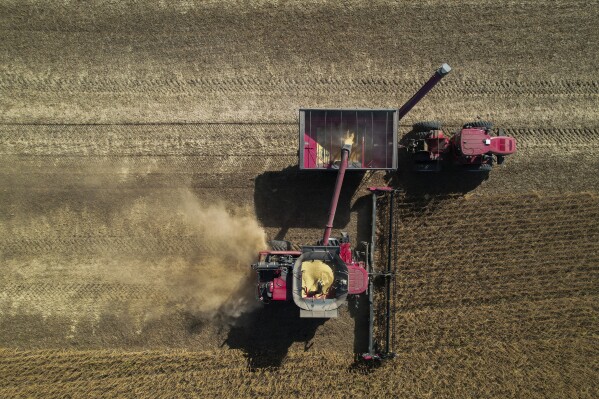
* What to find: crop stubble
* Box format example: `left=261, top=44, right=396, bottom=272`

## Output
left=0, top=0, right=598, bottom=397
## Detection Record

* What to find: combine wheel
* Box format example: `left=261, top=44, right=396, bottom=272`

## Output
left=413, top=121, right=442, bottom=133
left=463, top=121, right=493, bottom=130
left=268, top=240, right=292, bottom=251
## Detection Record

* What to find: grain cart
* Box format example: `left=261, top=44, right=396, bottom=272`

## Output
left=407, top=121, right=517, bottom=172
left=251, top=64, right=452, bottom=319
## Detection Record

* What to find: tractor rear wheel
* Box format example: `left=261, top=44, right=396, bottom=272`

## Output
left=268, top=240, right=292, bottom=251
left=413, top=121, right=442, bottom=132
left=463, top=121, right=493, bottom=129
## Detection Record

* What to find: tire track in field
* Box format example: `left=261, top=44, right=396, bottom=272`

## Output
left=1, top=282, right=168, bottom=303
left=1, top=125, right=598, bottom=156
left=398, top=297, right=598, bottom=351
left=0, top=339, right=595, bottom=397
left=0, top=123, right=297, bottom=157
left=1, top=236, right=202, bottom=256
left=372, top=193, right=599, bottom=338
left=1, top=75, right=598, bottom=97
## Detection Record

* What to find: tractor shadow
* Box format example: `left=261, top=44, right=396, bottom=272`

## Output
left=254, top=165, right=365, bottom=236
left=387, top=128, right=489, bottom=198
left=224, top=303, right=325, bottom=370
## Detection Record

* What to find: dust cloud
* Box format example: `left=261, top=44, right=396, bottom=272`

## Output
left=167, top=190, right=267, bottom=321
left=1, top=173, right=268, bottom=331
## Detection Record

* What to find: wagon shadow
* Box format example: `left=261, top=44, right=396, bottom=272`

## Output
left=253, top=165, right=365, bottom=237
left=224, top=303, right=326, bottom=370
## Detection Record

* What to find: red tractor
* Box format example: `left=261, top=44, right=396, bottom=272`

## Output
left=407, top=121, right=517, bottom=172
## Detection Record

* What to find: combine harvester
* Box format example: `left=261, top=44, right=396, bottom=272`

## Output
left=251, top=64, right=452, bottom=359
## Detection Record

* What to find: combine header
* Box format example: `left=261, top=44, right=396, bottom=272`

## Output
left=251, top=64, right=451, bottom=355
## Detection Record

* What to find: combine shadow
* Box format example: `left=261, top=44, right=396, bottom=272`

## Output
left=348, top=293, right=370, bottom=355
left=224, top=303, right=326, bottom=370
left=254, top=166, right=365, bottom=233
left=351, top=194, right=373, bottom=245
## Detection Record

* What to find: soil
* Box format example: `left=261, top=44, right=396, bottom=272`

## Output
left=1, top=0, right=597, bottom=397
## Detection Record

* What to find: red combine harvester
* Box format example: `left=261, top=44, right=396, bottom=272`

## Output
left=407, top=121, right=517, bottom=172
left=251, top=136, right=380, bottom=318
left=251, top=64, right=452, bottom=356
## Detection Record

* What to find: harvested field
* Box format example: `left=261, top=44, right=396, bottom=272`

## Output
left=1, top=0, right=598, bottom=397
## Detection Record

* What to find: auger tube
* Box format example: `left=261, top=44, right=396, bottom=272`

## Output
left=322, top=143, right=351, bottom=245
left=397, top=63, right=452, bottom=120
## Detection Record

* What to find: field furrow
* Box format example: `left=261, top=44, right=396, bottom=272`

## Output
left=1, top=0, right=598, bottom=396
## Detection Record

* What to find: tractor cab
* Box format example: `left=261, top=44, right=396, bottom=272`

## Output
left=450, top=124, right=517, bottom=171
left=458, top=128, right=487, bottom=155
left=454, top=126, right=516, bottom=157
left=452, top=128, right=490, bottom=157
left=292, top=243, right=367, bottom=318
left=451, top=127, right=494, bottom=170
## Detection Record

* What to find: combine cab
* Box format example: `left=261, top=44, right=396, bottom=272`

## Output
left=252, top=236, right=368, bottom=318
left=292, top=241, right=368, bottom=318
